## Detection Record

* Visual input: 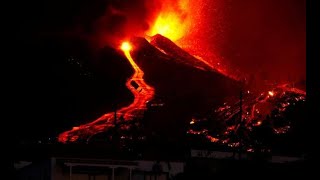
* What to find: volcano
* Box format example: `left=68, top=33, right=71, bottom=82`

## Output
left=58, top=34, right=242, bottom=143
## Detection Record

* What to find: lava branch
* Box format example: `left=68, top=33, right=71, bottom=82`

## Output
left=58, top=41, right=155, bottom=143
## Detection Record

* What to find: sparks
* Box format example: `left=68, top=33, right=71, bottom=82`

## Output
left=268, top=91, right=274, bottom=96
left=146, top=0, right=242, bottom=81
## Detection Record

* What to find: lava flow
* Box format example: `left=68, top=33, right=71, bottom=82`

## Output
left=58, top=42, right=154, bottom=143
left=187, top=83, right=306, bottom=151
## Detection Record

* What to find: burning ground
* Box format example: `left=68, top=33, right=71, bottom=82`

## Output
left=187, top=83, right=306, bottom=153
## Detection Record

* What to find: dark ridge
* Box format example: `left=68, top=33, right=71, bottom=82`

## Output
left=128, top=36, right=241, bottom=140
left=150, top=34, right=215, bottom=71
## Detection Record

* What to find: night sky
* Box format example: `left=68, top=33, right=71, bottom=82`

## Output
left=13, top=0, right=306, bottom=141
left=222, top=0, right=305, bottom=83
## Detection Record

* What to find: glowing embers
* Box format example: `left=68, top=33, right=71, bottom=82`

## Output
left=268, top=91, right=274, bottom=97
left=187, top=84, right=306, bottom=152
left=58, top=41, right=155, bottom=143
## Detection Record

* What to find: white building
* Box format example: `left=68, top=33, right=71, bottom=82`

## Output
left=15, top=157, right=185, bottom=180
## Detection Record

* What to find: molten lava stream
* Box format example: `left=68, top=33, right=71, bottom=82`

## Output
left=58, top=42, right=155, bottom=143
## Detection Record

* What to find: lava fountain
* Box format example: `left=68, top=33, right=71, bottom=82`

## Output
left=146, top=0, right=192, bottom=42
left=58, top=41, right=155, bottom=143
left=145, top=0, right=240, bottom=80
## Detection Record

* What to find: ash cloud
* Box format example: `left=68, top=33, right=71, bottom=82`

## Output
left=74, top=0, right=181, bottom=48
left=76, top=0, right=190, bottom=49
left=16, top=0, right=187, bottom=49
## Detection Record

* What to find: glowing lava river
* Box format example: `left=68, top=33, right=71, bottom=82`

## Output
left=58, top=42, right=155, bottom=143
